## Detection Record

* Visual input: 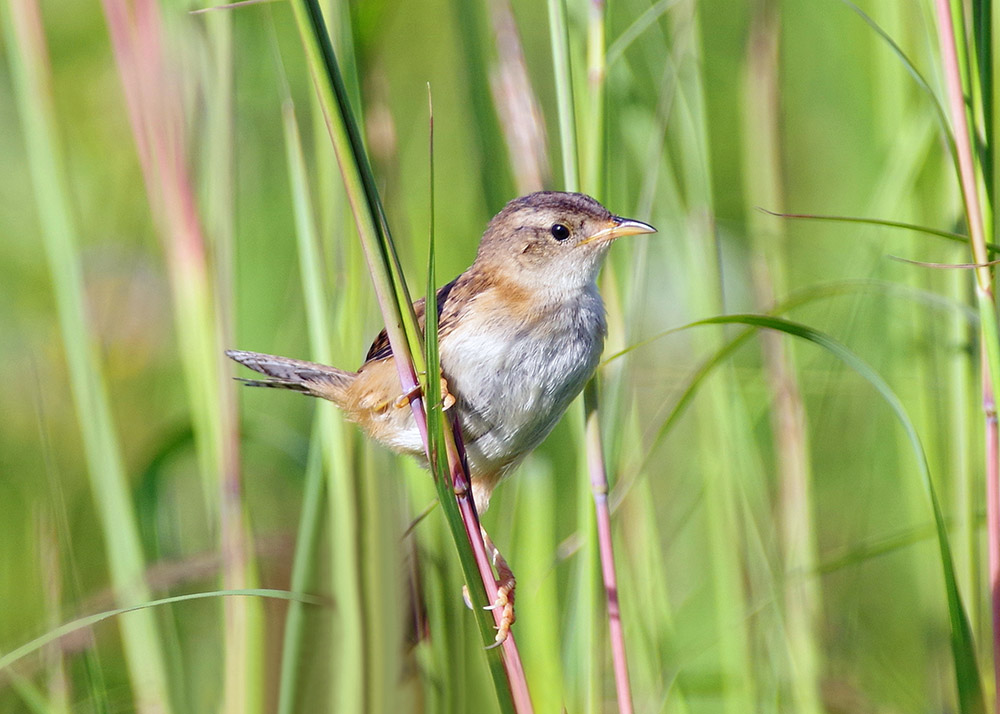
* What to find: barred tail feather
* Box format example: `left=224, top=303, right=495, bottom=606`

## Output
left=225, top=349, right=355, bottom=405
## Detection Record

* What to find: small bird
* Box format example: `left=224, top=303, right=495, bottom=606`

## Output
left=227, top=191, right=655, bottom=639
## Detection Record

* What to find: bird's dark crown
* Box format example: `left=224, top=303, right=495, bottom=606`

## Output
left=492, top=191, right=611, bottom=226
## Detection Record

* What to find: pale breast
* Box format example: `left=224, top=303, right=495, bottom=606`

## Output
left=440, top=283, right=607, bottom=476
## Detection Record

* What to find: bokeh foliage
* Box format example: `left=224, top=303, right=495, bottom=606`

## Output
left=0, top=0, right=993, bottom=711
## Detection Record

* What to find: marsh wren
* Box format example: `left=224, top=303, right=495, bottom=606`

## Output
left=228, top=191, right=655, bottom=639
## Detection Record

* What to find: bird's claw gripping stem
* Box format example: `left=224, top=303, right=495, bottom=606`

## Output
left=393, top=375, right=455, bottom=410
left=482, top=527, right=516, bottom=647
left=458, top=528, right=518, bottom=648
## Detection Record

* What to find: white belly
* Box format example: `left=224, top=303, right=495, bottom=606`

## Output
left=440, top=285, right=607, bottom=478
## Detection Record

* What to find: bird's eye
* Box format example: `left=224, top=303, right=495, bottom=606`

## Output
left=550, top=223, right=570, bottom=241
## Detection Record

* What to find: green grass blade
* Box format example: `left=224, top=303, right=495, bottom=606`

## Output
left=2, top=2, right=174, bottom=711
left=547, top=0, right=578, bottom=192
left=288, top=0, right=425, bottom=374
left=688, top=314, right=984, bottom=714
left=0, top=590, right=320, bottom=673
left=757, top=209, right=994, bottom=252
left=285, top=3, right=528, bottom=700
left=840, top=0, right=956, bottom=163
left=423, top=89, right=523, bottom=714
left=276, top=421, right=326, bottom=714
left=275, top=92, right=338, bottom=714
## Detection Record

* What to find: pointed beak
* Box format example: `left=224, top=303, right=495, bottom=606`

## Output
left=610, top=216, right=657, bottom=237
left=580, top=216, right=657, bottom=246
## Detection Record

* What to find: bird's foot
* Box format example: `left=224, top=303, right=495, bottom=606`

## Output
left=457, top=529, right=518, bottom=647
left=482, top=527, right=516, bottom=647
left=484, top=574, right=516, bottom=648
left=392, top=375, right=455, bottom=410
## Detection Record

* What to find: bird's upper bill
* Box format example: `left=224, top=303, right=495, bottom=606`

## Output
left=580, top=216, right=657, bottom=246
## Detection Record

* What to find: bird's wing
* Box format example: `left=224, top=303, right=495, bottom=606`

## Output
left=362, top=275, right=469, bottom=364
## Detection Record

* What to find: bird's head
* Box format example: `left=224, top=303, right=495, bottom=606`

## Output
left=474, top=191, right=656, bottom=292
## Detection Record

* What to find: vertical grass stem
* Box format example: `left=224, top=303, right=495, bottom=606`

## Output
left=286, top=4, right=530, bottom=707
left=3, top=1, right=173, bottom=711
left=934, top=1, right=1000, bottom=708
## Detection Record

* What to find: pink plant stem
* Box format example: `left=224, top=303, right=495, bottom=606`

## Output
left=591, top=469, right=632, bottom=714
left=934, top=0, right=999, bottom=707
left=390, top=354, right=530, bottom=709
left=986, top=358, right=1000, bottom=701
left=370, top=250, right=530, bottom=712
left=932, top=5, right=990, bottom=270
left=300, top=8, right=533, bottom=700
left=447, top=419, right=532, bottom=711
left=585, top=387, right=633, bottom=714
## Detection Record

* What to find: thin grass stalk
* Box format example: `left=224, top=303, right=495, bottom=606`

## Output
left=970, top=0, right=993, bottom=228
left=275, top=96, right=340, bottom=714
left=100, top=2, right=261, bottom=709
left=102, top=0, right=226, bottom=527
left=666, top=1, right=755, bottom=708
left=450, top=0, right=514, bottom=207
left=741, top=4, right=822, bottom=710
left=276, top=423, right=325, bottom=714
left=319, top=403, right=363, bottom=714
left=989, top=360, right=1000, bottom=707
left=585, top=384, right=633, bottom=714
left=34, top=403, right=113, bottom=714
left=295, top=83, right=369, bottom=714
left=583, top=25, right=635, bottom=714
left=285, top=2, right=530, bottom=707
left=2, top=1, right=173, bottom=711
left=198, top=12, right=260, bottom=714
left=945, top=0, right=992, bottom=241
left=40, top=518, right=69, bottom=714
left=291, top=6, right=372, bottom=710
left=552, top=0, right=634, bottom=708
left=583, top=0, right=606, bottom=197
left=487, top=0, right=549, bottom=193
left=934, top=2, right=1000, bottom=708
left=547, top=0, right=579, bottom=191
left=424, top=87, right=533, bottom=713
left=510, top=466, right=566, bottom=712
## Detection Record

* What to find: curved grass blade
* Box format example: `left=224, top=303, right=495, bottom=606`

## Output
left=0, top=590, right=322, bottom=673
left=606, top=280, right=979, bottom=525
left=606, top=0, right=680, bottom=67
left=757, top=208, right=993, bottom=252
left=667, top=314, right=985, bottom=714
left=838, top=0, right=958, bottom=168
left=604, top=277, right=979, bottom=368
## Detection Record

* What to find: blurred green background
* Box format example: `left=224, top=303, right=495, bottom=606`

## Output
left=0, top=0, right=990, bottom=712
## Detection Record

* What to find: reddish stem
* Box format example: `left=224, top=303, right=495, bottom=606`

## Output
left=985, top=358, right=1000, bottom=702
left=934, top=2, right=1000, bottom=708
left=585, top=385, right=633, bottom=714
left=447, top=421, right=531, bottom=711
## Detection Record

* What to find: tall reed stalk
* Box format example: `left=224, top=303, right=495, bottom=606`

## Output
left=741, top=3, right=823, bottom=710
left=546, top=0, right=644, bottom=709
left=3, top=0, right=173, bottom=711
left=285, top=0, right=531, bottom=709
left=99, top=0, right=264, bottom=710
left=933, top=2, right=1000, bottom=710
